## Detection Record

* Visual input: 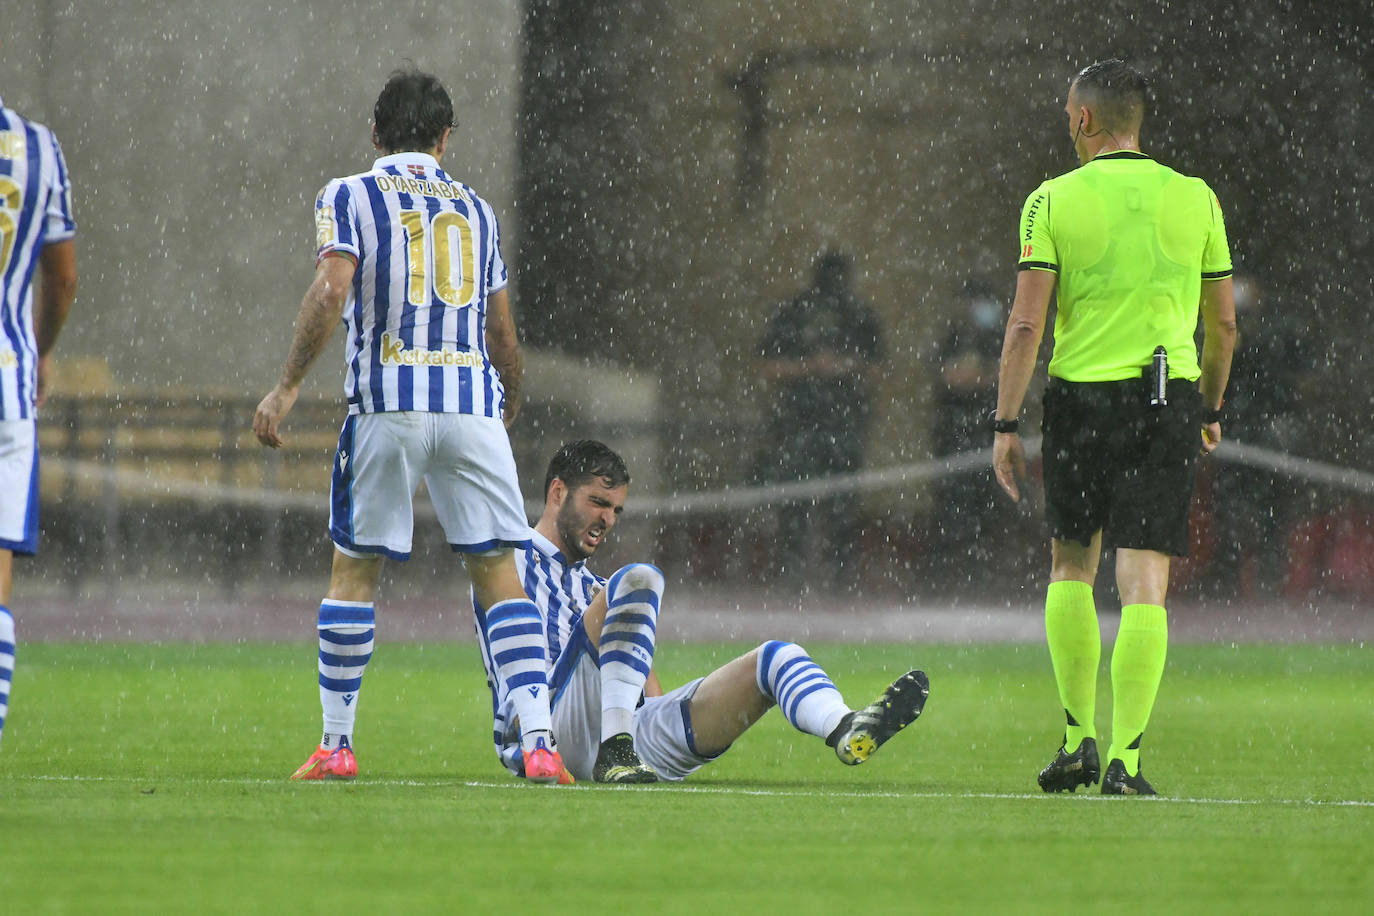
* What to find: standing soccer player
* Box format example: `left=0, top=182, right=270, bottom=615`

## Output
left=0, top=89, right=78, bottom=750
left=253, top=69, right=564, bottom=783
left=992, top=60, right=1236, bottom=795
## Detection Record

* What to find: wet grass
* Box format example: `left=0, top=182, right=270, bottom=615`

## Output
left=2, top=641, right=1371, bottom=913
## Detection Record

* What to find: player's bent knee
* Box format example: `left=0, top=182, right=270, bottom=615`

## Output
left=755, top=640, right=804, bottom=697
left=608, top=562, right=665, bottom=603
left=758, top=639, right=802, bottom=662
left=740, top=646, right=769, bottom=699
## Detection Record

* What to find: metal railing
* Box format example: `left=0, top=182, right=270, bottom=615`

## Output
left=28, top=393, right=1374, bottom=603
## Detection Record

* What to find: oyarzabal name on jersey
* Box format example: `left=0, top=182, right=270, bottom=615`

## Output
left=374, top=175, right=472, bottom=202
left=379, top=332, right=483, bottom=368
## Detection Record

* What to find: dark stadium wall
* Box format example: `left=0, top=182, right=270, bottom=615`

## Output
left=517, top=0, right=1373, bottom=499
left=6, top=0, right=522, bottom=399
left=6, top=0, right=1371, bottom=491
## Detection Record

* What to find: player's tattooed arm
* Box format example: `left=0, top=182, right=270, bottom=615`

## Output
left=254, top=254, right=355, bottom=447
left=280, top=254, right=355, bottom=389
left=485, top=287, right=523, bottom=428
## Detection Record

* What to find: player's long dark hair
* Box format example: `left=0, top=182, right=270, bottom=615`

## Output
left=373, top=68, right=455, bottom=153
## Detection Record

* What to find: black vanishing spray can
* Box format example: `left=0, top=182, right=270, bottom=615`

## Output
left=1150, top=346, right=1168, bottom=407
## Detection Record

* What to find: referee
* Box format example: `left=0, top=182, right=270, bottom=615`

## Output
left=992, top=60, right=1237, bottom=796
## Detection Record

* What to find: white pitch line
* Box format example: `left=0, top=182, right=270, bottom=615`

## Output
left=12, top=773, right=1373, bottom=808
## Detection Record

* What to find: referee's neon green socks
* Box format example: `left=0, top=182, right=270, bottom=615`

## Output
left=1108, top=603, right=1169, bottom=776
left=1044, top=580, right=1100, bottom=753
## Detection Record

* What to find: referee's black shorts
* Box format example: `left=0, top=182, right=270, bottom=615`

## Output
left=1041, top=377, right=1203, bottom=557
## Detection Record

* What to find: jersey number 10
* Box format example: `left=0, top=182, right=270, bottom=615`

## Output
left=399, top=209, right=478, bottom=309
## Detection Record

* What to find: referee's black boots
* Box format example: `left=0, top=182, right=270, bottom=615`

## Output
left=1101, top=758, right=1158, bottom=796
left=1037, top=737, right=1101, bottom=792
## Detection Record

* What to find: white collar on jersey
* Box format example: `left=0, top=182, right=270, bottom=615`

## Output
left=528, top=527, right=586, bottom=571
left=372, top=151, right=442, bottom=172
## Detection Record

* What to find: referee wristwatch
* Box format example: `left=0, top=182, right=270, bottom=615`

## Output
left=989, top=411, right=1019, bottom=434
left=1202, top=406, right=1223, bottom=424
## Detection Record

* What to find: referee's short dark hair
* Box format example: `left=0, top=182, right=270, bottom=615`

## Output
left=544, top=440, right=631, bottom=500
left=373, top=67, right=455, bottom=154
left=1072, top=59, right=1149, bottom=132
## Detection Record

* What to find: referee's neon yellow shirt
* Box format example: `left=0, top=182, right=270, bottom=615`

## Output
left=1018, top=151, right=1233, bottom=382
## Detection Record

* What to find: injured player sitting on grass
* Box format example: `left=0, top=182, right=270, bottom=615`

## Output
left=473, top=439, right=931, bottom=785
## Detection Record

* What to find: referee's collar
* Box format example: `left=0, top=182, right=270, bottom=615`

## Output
left=1092, top=150, right=1151, bottom=161
left=372, top=151, right=442, bottom=172
left=528, top=527, right=584, bottom=570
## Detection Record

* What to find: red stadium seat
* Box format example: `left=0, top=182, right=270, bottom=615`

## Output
left=1282, top=508, right=1374, bottom=600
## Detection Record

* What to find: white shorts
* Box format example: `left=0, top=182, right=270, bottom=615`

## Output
left=497, top=622, right=718, bottom=782
left=0, top=419, right=39, bottom=555
left=329, top=411, right=530, bottom=560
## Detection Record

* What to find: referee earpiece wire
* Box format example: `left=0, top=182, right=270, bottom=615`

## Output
left=1091, top=125, right=1121, bottom=146
left=1077, top=114, right=1122, bottom=148
left=1073, top=110, right=1121, bottom=149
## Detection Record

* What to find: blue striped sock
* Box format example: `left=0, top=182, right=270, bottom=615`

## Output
left=317, top=600, right=375, bottom=749
left=756, top=640, right=849, bottom=739
left=485, top=598, right=551, bottom=746
left=599, top=564, right=663, bottom=741
left=0, top=606, right=13, bottom=750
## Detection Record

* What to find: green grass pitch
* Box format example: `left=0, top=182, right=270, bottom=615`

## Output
left=2, top=640, right=1371, bottom=913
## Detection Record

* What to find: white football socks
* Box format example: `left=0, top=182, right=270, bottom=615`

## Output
left=317, top=599, right=375, bottom=749
left=0, top=606, right=14, bottom=750
left=598, top=564, right=663, bottom=742
left=484, top=598, right=553, bottom=749
left=755, top=640, right=849, bottom=739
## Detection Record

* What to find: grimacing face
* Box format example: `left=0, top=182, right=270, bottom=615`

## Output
left=554, top=476, right=627, bottom=562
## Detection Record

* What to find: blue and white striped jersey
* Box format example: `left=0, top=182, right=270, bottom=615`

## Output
left=314, top=152, right=509, bottom=416
left=0, top=99, right=76, bottom=420
left=473, top=527, right=605, bottom=769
